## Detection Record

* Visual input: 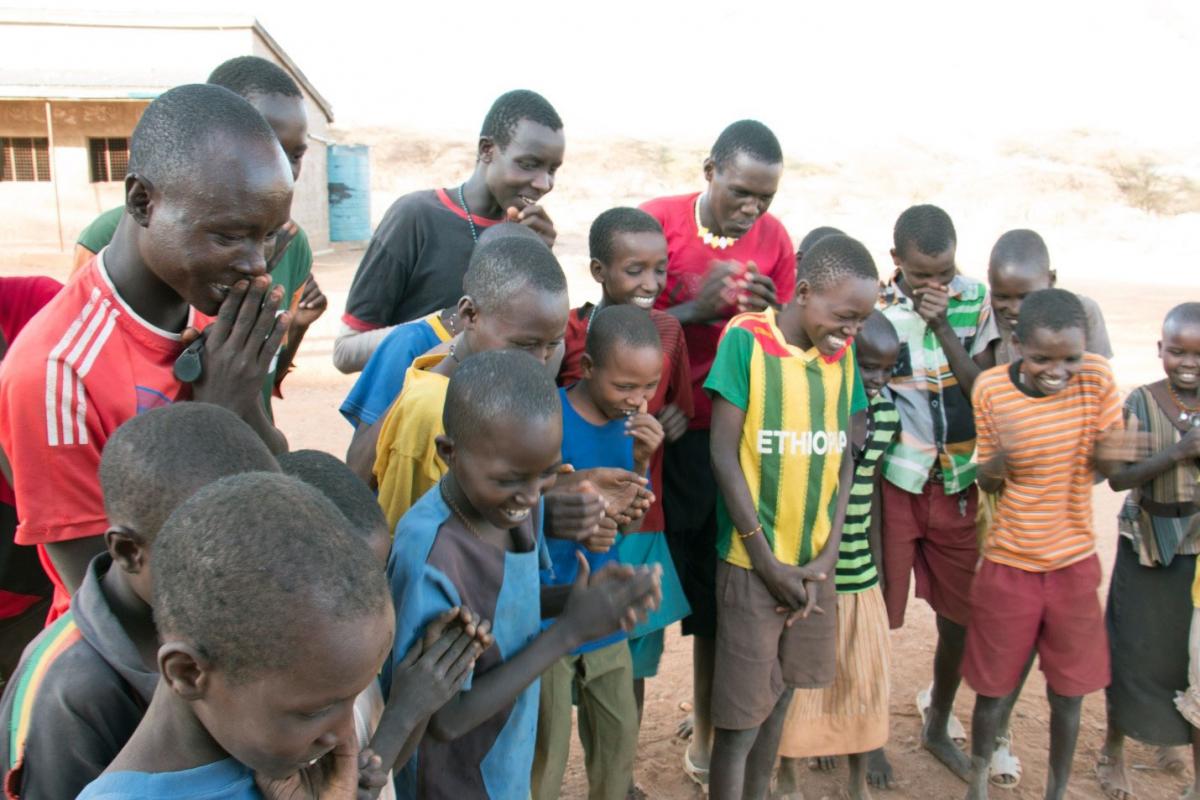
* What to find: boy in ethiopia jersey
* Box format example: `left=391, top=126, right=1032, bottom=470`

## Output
left=705, top=235, right=878, bottom=800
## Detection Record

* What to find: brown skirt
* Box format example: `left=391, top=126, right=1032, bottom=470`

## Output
left=778, top=584, right=890, bottom=757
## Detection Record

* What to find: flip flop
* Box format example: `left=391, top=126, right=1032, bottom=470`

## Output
left=916, top=685, right=967, bottom=748
left=988, top=733, right=1022, bottom=788
left=683, top=746, right=709, bottom=789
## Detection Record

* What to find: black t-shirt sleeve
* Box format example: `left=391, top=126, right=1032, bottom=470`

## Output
left=5, top=649, right=145, bottom=800
left=343, top=194, right=424, bottom=330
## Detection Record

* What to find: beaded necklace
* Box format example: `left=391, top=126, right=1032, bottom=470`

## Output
left=695, top=195, right=738, bottom=251
left=439, top=477, right=483, bottom=540
left=457, top=183, right=479, bottom=243
left=1168, top=382, right=1200, bottom=427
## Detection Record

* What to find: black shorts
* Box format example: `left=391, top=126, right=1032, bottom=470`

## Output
left=663, top=429, right=718, bottom=639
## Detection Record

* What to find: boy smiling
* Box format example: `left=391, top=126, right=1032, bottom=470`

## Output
left=337, top=90, right=565, bottom=372
left=706, top=234, right=876, bottom=800
left=965, top=289, right=1125, bottom=800
left=0, top=84, right=291, bottom=615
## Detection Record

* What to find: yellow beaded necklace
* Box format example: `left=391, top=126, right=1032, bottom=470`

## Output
left=695, top=195, right=738, bottom=251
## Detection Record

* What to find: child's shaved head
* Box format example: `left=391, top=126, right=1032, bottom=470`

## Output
left=480, top=89, right=563, bottom=150
left=277, top=450, right=387, bottom=542
left=589, top=207, right=664, bottom=264
left=128, top=84, right=283, bottom=190
left=462, top=235, right=566, bottom=314
left=99, top=403, right=278, bottom=542
left=710, top=120, right=782, bottom=169
left=798, top=234, right=879, bottom=292
left=1015, top=288, right=1086, bottom=341
left=207, top=56, right=302, bottom=100
left=857, top=310, right=900, bottom=355
left=1164, top=302, right=1200, bottom=334
left=989, top=229, right=1051, bottom=275
left=153, top=472, right=390, bottom=681
left=476, top=221, right=543, bottom=247
left=797, top=226, right=845, bottom=257
left=586, top=304, right=661, bottom=368
left=893, top=204, right=956, bottom=259
left=443, top=350, right=560, bottom=445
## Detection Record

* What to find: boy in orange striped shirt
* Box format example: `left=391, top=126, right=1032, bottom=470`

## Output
left=963, top=289, right=1126, bottom=800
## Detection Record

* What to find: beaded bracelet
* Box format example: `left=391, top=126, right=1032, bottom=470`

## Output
left=737, top=524, right=763, bottom=540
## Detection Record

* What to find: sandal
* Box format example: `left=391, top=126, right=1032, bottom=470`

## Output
left=684, top=746, right=709, bottom=789
left=915, top=684, right=967, bottom=748
left=988, top=733, right=1022, bottom=788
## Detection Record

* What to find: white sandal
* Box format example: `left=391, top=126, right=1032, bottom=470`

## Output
left=916, top=684, right=967, bottom=747
left=988, top=733, right=1022, bottom=788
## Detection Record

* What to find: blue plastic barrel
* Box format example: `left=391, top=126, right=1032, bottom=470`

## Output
left=328, top=144, right=371, bottom=242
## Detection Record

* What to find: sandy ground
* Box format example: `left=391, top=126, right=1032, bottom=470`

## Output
left=1, top=127, right=1195, bottom=799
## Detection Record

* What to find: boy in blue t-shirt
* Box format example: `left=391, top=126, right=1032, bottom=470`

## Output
left=385, top=350, right=661, bottom=800
left=533, top=305, right=667, bottom=800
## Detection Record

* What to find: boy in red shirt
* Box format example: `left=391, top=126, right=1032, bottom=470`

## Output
left=0, top=84, right=291, bottom=618
left=640, top=120, right=795, bottom=785
left=0, top=276, right=61, bottom=670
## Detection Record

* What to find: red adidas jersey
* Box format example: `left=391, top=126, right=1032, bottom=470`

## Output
left=0, top=254, right=189, bottom=548
left=640, top=193, right=795, bottom=430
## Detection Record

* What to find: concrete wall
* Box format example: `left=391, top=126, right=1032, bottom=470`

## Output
left=0, top=100, right=143, bottom=247
left=0, top=21, right=332, bottom=251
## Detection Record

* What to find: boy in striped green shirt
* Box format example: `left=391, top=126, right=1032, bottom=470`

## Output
left=878, top=205, right=998, bottom=779
left=705, top=235, right=877, bottom=800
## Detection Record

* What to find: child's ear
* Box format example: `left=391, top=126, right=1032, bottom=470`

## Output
left=1157, top=339, right=1164, bottom=359
left=458, top=296, right=479, bottom=330
left=159, top=642, right=209, bottom=700
left=105, top=525, right=149, bottom=575
left=1048, top=269, right=1058, bottom=287
left=124, top=174, right=153, bottom=228
left=702, top=157, right=716, bottom=183
left=1011, top=333, right=1023, bottom=357
left=580, top=352, right=595, bottom=379
left=889, top=247, right=901, bottom=268
left=794, top=279, right=812, bottom=308
left=476, top=136, right=496, bottom=165
left=434, top=434, right=456, bottom=468
left=589, top=259, right=606, bottom=284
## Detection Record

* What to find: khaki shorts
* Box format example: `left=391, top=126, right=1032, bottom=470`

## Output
left=711, top=560, right=837, bottom=731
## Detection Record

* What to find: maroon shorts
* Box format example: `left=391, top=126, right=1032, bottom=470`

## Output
left=881, top=479, right=978, bottom=629
left=963, top=555, right=1110, bottom=698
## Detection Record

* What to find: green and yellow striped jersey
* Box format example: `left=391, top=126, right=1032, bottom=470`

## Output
left=705, top=309, right=866, bottom=569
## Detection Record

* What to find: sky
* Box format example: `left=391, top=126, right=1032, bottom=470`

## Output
left=19, top=0, right=1200, bottom=155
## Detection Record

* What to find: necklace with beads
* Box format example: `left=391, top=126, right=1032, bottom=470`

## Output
left=1168, top=382, right=1200, bottom=427
left=584, top=299, right=607, bottom=339
left=457, top=183, right=479, bottom=244
left=439, top=477, right=484, bottom=540
left=695, top=195, right=738, bottom=251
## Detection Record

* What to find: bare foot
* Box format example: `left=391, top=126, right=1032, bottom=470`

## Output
left=1156, top=745, right=1188, bottom=775
left=1096, top=752, right=1136, bottom=800
left=676, top=712, right=694, bottom=740
left=923, top=715, right=972, bottom=781
left=866, top=748, right=898, bottom=790
left=810, top=756, right=839, bottom=771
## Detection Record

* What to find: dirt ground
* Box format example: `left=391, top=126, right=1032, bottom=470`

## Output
left=1, top=131, right=1194, bottom=798
left=242, top=246, right=1188, bottom=800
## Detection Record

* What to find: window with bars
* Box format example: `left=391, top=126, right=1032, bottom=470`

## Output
left=0, top=138, right=51, bottom=182
left=88, top=137, right=130, bottom=183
